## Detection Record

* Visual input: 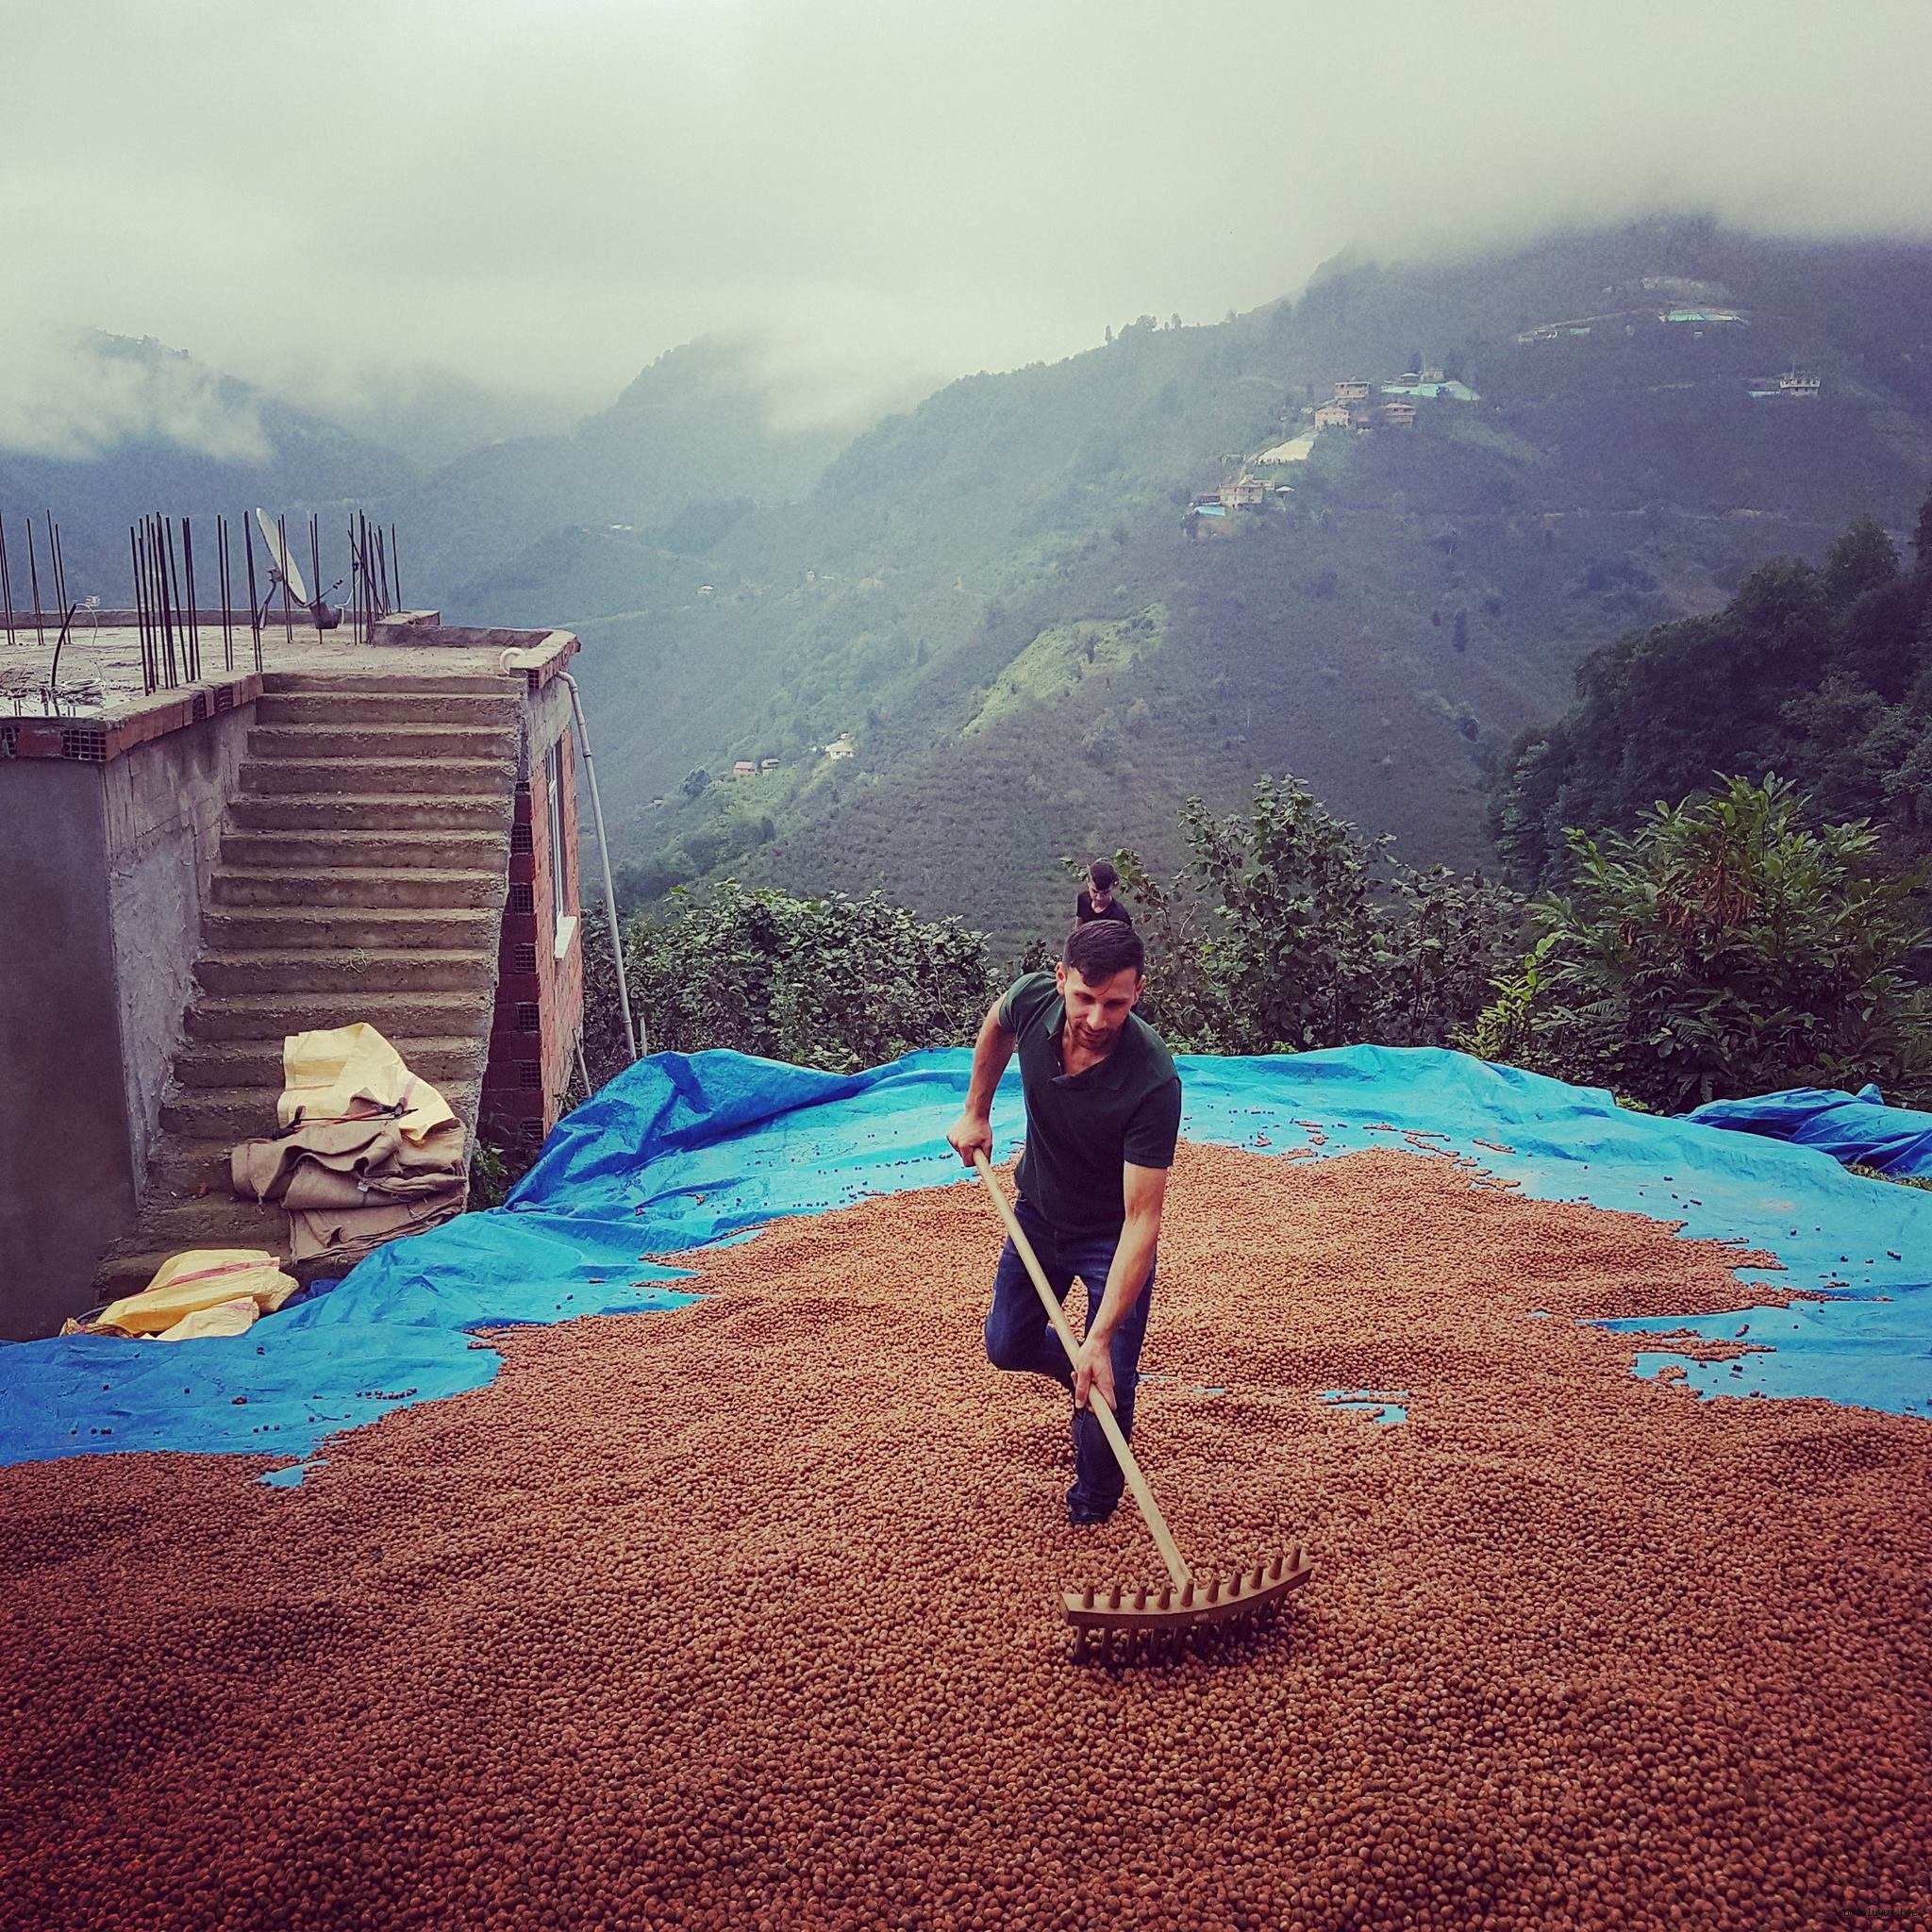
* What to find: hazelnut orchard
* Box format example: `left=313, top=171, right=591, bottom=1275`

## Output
left=3, top=1145, right=1926, bottom=1931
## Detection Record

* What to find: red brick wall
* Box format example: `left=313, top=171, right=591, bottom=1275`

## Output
left=481, top=721, right=586, bottom=1157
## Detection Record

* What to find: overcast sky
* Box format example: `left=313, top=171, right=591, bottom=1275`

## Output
left=5, top=0, right=1932, bottom=449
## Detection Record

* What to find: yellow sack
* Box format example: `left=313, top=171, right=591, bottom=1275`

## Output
left=278, top=1022, right=455, bottom=1142
left=95, top=1250, right=298, bottom=1338
left=157, top=1297, right=261, bottom=1341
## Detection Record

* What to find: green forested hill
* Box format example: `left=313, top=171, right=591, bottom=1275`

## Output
left=1492, top=502, right=1932, bottom=891
left=397, top=336, right=855, bottom=591
left=443, top=222, right=1931, bottom=952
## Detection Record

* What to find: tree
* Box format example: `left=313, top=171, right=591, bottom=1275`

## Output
left=595, top=881, right=1000, bottom=1080
left=1491, top=493, right=1932, bottom=891
left=1107, top=778, right=1525, bottom=1054
left=1471, top=775, right=1931, bottom=1109
left=680, top=767, right=710, bottom=801
left=1823, top=517, right=1899, bottom=608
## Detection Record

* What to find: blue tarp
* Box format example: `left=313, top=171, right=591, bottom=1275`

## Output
left=1689, top=1083, right=1932, bottom=1180
left=3, top=1046, right=1926, bottom=1472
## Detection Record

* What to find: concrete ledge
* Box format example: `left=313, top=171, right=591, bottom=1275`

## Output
left=1, top=675, right=263, bottom=764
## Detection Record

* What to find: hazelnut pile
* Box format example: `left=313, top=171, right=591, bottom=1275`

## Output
left=2, top=1145, right=1925, bottom=1931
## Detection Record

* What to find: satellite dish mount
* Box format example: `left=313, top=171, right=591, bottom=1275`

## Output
left=253, top=508, right=342, bottom=631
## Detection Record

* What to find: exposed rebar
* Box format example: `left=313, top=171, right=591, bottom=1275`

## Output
left=130, top=525, right=156, bottom=694
left=25, top=517, right=44, bottom=650
left=47, top=515, right=68, bottom=626
left=219, top=515, right=234, bottom=673
left=308, top=512, right=323, bottom=641
left=243, top=510, right=262, bottom=672
left=183, top=517, right=201, bottom=682
left=165, top=515, right=193, bottom=682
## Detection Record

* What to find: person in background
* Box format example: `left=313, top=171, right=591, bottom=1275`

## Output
left=1075, top=858, right=1133, bottom=927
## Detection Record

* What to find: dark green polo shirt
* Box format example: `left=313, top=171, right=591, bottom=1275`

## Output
left=996, top=971, right=1183, bottom=1236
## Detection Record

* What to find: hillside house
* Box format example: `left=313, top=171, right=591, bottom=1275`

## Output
left=0, top=608, right=591, bottom=1340
left=1780, top=371, right=1821, bottom=397
left=1379, top=400, right=1418, bottom=429
left=826, top=737, right=856, bottom=760
left=1333, top=378, right=1372, bottom=402
left=1221, top=479, right=1267, bottom=508
left=759, top=757, right=781, bottom=772
left=1313, top=401, right=1354, bottom=430
left=732, top=760, right=758, bottom=777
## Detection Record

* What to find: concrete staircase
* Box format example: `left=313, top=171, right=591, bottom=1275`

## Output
left=92, top=670, right=521, bottom=1302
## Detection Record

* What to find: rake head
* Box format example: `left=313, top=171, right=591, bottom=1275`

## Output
left=1064, top=1549, right=1315, bottom=1663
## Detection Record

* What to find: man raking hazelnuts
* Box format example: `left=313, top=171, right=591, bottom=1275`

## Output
left=948, top=921, right=1313, bottom=1658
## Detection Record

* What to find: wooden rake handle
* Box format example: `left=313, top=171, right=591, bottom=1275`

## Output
left=972, top=1150, right=1192, bottom=1592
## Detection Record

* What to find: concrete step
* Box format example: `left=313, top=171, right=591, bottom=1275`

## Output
left=203, top=905, right=502, bottom=952
left=144, top=1084, right=484, bottom=1193
left=221, top=827, right=508, bottom=873
left=102, top=1077, right=484, bottom=1298
left=175, top=1035, right=487, bottom=1091
left=248, top=722, right=515, bottom=762
left=261, top=670, right=513, bottom=697
left=161, top=1087, right=287, bottom=1141
left=228, top=791, right=513, bottom=834
left=162, top=1066, right=482, bottom=1141
left=241, top=756, right=517, bottom=796
left=212, top=865, right=505, bottom=911
left=196, top=947, right=497, bottom=994
left=256, top=691, right=520, bottom=726
left=93, top=1205, right=293, bottom=1300
left=184, top=989, right=492, bottom=1045
left=147, top=1135, right=242, bottom=1197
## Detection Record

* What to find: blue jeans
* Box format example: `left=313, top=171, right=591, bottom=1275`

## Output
left=983, top=1195, right=1156, bottom=1513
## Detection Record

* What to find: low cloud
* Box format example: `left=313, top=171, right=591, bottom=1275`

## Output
left=3, top=0, right=1930, bottom=441
left=0, top=325, right=271, bottom=464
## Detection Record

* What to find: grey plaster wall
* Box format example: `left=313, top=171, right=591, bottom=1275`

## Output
left=101, top=704, right=256, bottom=1184
left=0, top=705, right=255, bottom=1337
left=522, top=674, right=574, bottom=771
left=0, top=762, right=133, bottom=1340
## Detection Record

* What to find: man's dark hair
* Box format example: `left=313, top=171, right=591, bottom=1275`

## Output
left=1064, top=919, right=1144, bottom=983
left=1087, top=858, right=1119, bottom=891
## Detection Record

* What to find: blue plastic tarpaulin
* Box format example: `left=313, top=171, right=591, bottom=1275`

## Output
left=1688, top=1083, right=1932, bottom=1180
left=3, top=1046, right=1926, bottom=1474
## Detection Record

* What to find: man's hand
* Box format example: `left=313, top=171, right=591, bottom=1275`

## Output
left=1072, top=1331, right=1116, bottom=1413
left=946, top=1110, right=993, bottom=1167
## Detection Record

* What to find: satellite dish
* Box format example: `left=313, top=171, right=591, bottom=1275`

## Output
left=254, top=508, right=310, bottom=606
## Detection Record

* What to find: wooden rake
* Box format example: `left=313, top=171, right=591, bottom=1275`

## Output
left=972, top=1151, right=1314, bottom=1661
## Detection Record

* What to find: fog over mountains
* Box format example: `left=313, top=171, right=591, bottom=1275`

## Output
left=8, top=219, right=1930, bottom=949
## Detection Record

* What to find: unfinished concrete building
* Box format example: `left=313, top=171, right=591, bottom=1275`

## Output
left=0, top=610, right=589, bottom=1340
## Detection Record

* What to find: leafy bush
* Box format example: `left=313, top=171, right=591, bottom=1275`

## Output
left=592, top=880, right=1000, bottom=1078
left=1105, top=775, right=1527, bottom=1053
left=1471, top=775, right=1931, bottom=1108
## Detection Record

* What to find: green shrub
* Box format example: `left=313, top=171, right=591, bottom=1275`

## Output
left=1471, top=775, right=1931, bottom=1108
left=1106, top=775, right=1527, bottom=1053
left=604, top=880, right=1000, bottom=1077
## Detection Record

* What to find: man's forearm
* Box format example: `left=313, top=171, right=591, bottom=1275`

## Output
left=962, top=1008, right=1014, bottom=1118
left=1091, top=1212, right=1159, bottom=1343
